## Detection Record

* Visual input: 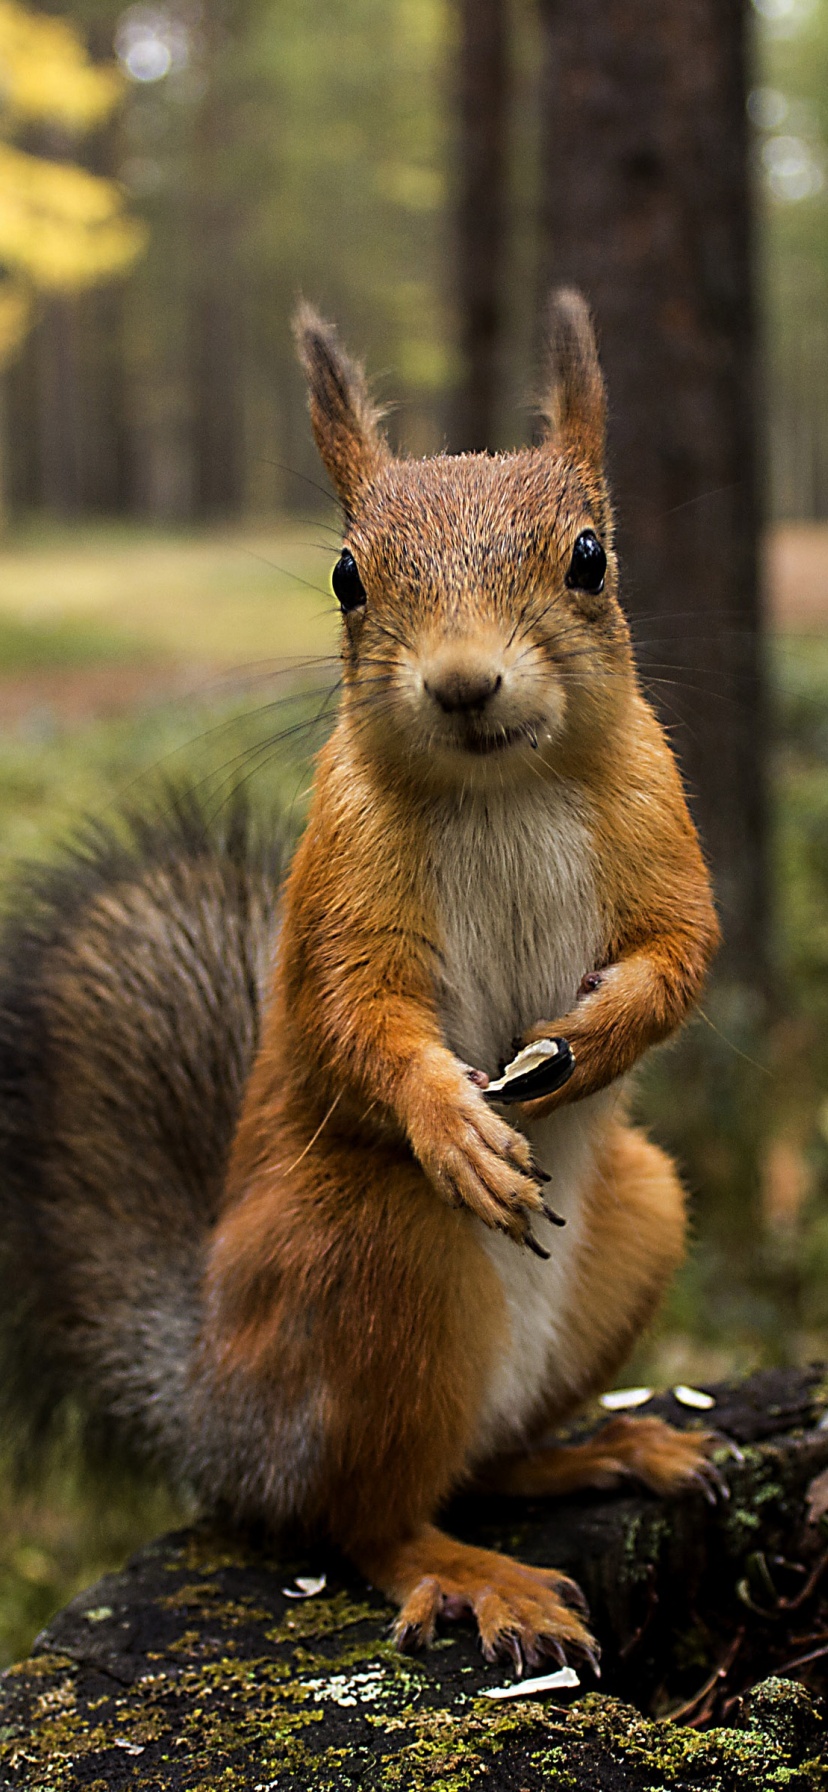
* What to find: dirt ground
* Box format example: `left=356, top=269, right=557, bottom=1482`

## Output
left=0, top=660, right=195, bottom=729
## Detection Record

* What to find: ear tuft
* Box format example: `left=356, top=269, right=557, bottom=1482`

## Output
left=540, top=288, right=606, bottom=470
left=293, top=303, right=388, bottom=513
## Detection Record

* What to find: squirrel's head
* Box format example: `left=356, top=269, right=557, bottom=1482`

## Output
left=295, top=292, right=634, bottom=789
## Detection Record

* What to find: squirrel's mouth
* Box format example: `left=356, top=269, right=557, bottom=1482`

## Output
left=452, top=721, right=540, bottom=756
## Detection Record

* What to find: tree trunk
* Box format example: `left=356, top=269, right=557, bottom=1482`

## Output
left=2, top=1369, right=827, bottom=1787
left=192, top=277, right=244, bottom=518
left=450, top=0, right=510, bottom=450
left=190, top=13, right=245, bottom=520
left=536, top=0, right=764, bottom=988
left=33, top=297, right=84, bottom=517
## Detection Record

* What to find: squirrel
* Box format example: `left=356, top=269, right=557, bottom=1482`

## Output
left=0, top=290, right=720, bottom=1672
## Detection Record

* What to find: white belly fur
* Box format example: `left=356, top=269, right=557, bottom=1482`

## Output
left=473, top=1090, right=618, bottom=1460
left=430, top=780, right=611, bottom=1461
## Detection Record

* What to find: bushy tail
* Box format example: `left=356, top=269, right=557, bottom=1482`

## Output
left=0, top=792, right=285, bottom=1482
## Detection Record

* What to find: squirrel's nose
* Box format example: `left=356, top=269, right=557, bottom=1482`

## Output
left=425, top=668, right=502, bottom=714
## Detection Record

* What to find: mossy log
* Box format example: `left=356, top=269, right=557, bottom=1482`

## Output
left=2, top=1366, right=828, bottom=1790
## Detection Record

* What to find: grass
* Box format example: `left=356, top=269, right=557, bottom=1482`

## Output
left=0, top=518, right=826, bottom=1666
left=0, top=517, right=340, bottom=664
left=0, top=1462, right=182, bottom=1668
left=0, top=518, right=343, bottom=874
left=0, top=673, right=337, bottom=875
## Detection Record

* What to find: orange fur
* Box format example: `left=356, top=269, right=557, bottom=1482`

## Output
left=517, top=700, right=719, bottom=1121
left=479, top=1417, right=716, bottom=1501
left=361, top=1525, right=595, bottom=1671
left=203, top=293, right=720, bottom=1667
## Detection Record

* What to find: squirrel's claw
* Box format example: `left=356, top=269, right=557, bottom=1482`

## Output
left=497, top=1629, right=525, bottom=1676
left=555, top=1575, right=591, bottom=1620
left=690, top=1460, right=730, bottom=1505
left=523, top=1226, right=551, bottom=1261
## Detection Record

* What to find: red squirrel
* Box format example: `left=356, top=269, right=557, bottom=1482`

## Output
left=0, top=291, right=719, bottom=1671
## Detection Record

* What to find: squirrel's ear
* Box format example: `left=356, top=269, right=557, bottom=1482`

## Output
left=540, top=289, right=606, bottom=472
left=294, top=303, right=389, bottom=513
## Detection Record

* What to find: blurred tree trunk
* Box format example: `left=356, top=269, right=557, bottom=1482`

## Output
left=192, top=274, right=244, bottom=517
left=0, top=379, right=8, bottom=531
left=537, top=0, right=765, bottom=989
left=190, top=12, right=244, bottom=520
left=34, top=297, right=83, bottom=516
left=450, top=0, right=510, bottom=450
left=91, top=287, right=132, bottom=513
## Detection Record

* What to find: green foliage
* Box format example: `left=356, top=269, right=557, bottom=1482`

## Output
left=0, top=0, right=145, bottom=366
left=0, top=612, right=142, bottom=669
left=40, top=0, right=543, bottom=520
left=0, top=1455, right=181, bottom=1667
left=752, top=0, right=828, bottom=514
left=70, top=0, right=457, bottom=515
left=632, top=631, right=828, bottom=1382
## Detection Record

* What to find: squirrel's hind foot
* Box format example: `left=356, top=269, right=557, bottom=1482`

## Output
left=363, top=1525, right=597, bottom=1675
left=593, top=1416, right=725, bottom=1502
left=486, top=1416, right=724, bottom=1504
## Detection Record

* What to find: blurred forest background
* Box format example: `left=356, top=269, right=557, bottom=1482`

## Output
left=1, top=0, right=828, bottom=1667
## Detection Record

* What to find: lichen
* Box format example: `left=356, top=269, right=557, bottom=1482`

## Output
left=2, top=1647, right=827, bottom=1791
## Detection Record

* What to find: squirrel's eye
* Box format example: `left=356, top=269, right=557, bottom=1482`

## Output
left=332, top=550, right=366, bottom=613
left=566, top=530, right=607, bottom=597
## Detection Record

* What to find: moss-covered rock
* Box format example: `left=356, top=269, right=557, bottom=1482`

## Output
left=1, top=1367, right=827, bottom=1789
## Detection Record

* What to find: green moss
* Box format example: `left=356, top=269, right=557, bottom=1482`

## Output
left=553, top=1693, right=794, bottom=1788
left=267, top=1588, right=386, bottom=1646
left=3, top=1523, right=827, bottom=1792
left=743, top=1675, right=827, bottom=1760
left=159, top=1580, right=278, bottom=1633
left=172, top=1531, right=286, bottom=1579
left=374, top=1698, right=555, bottom=1792
left=721, top=1446, right=793, bottom=1552
left=3, top=1650, right=826, bottom=1792
left=618, top=1506, right=671, bottom=1593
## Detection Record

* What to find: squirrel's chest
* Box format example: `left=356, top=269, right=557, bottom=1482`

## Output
left=430, top=787, right=602, bottom=1075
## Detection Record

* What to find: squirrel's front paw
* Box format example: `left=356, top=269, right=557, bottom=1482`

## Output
left=406, top=1057, right=547, bottom=1249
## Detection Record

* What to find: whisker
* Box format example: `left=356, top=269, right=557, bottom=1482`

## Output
left=256, top=457, right=340, bottom=510
left=96, top=663, right=345, bottom=821
left=368, top=616, right=414, bottom=653
left=199, top=685, right=344, bottom=820
left=191, top=655, right=340, bottom=699
left=242, top=546, right=336, bottom=601
left=656, top=483, right=739, bottom=520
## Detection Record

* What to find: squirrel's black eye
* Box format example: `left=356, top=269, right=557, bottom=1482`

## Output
left=332, top=550, right=366, bottom=613
left=566, top=530, right=607, bottom=597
